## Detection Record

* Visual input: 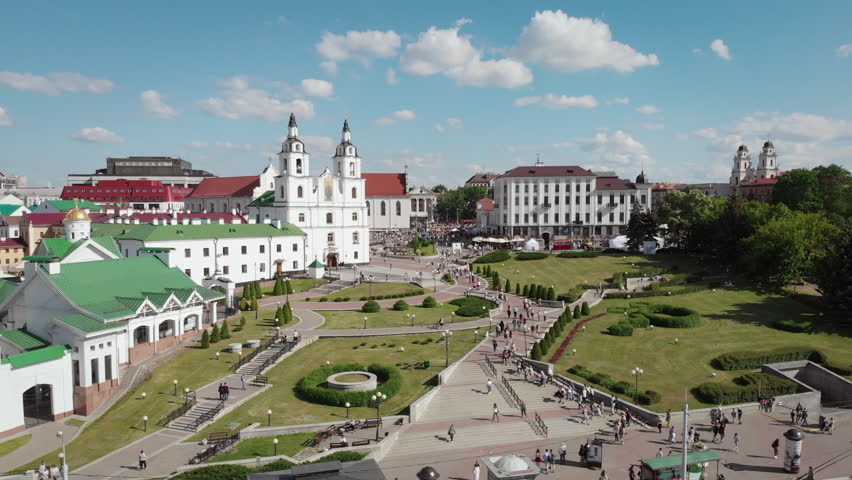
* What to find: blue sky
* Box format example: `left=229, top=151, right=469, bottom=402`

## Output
left=1, top=1, right=851, bottom=188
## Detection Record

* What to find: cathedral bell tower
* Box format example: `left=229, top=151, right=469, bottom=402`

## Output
left=729, top=144, right=752, bottom=187
left=757, top=141, right=779, bottom=179
left=333, top=119, right=361, bottom=179
left=278, top=113, right=310, bottom=178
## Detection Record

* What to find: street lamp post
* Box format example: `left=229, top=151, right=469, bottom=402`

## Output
left=433, top=272, right=437, bottom=293
left=631, top=368, right=644, bottom=404
left=363, top=316, right=368, bottom=330
left=285, top=276, right=290, bottom=303
left=443, top=330, right=453, bottom=367
left=173, top=379, right=178, bottom=396
left=345, top=402, right=351, bottom=418
left=682, top=373, right=716, bottom=478
left=371, top=393, right=387, bottom=441
left=451, top=312, right=455, bottom=324
left=56, top=431, right=65, bottom=467
left=474, top=330, right=478, bottom=343
left=267, top=409, right=272, bottom=426
left=369, top=275, right=374, bottom=298
left=273, top=438, right=278, bottom=456
left=523, top=326, right=528, bottom=356
left=143, top=415, right=148, bottom=432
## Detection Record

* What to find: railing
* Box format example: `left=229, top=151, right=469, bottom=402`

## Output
left=536, top=299, right=564, bottom=308
left=483, top=355, right=497, bottom=377
left=533, top=411, right=548, bottom=437
left=255, top=340, right=295, bottom=374
left=188, top=399, right=225, bottom=432
left=501, top=375, right=523, bottom=409
left=187, top=432, right=239, bottom=464
left=232, top=337, right=274, bottom=372
left=159, top=395, right=196, bottom=426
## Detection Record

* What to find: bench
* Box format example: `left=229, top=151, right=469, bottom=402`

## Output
left=208, top=431, right=230, bottom=444
left=329, top=441, right=349, bottom=449
left=362, top=419, right=382, bottom=429
left=254, top=375, right=268, bottom=386
left=351, top=439, right=370, bottom=447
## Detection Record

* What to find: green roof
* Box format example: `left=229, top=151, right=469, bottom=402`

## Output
left=0, top=279, right=19, bottom=305
left=23, top=256, right=58, bottom=262
left=44, top=256, right=224, bottom=320
left=0, top=329, right=48, bottom=351
left=248, top=190, right=275, bottom=207
left=92, top=222, right=305, bottom=242
left=1, top=345, right=68, bottom=368
left=139, top=247, right=173, bottom=252
left=41, top=236, right=121, bottom=260
left=308, top=259, right=325, bottom=268
left=56, top=314, right=125, bottom=334
left=0, top=204, right=24, bottom=216
left=642, top=450, right=720, bottom=470
left=45, top=199, right=102, bottom=212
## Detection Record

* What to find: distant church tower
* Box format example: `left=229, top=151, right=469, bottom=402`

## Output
left=333, top=119, right=361, bottom=179
left=729, top=144, right=753, bottom=187
left=756, top=141, right=780, bottom=179
left=64, top=204, right=91, bottom=241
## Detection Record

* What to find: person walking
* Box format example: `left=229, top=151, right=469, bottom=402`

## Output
left=138, top=450, right=148, bottom=470
left=732, top=432, right=740, bottom=454
left=771, top=438, right=780, bottom=459
left=657, top=418, right=663, bottom=433
left=719, top=422, right=726, bottom=443
left=656, top=447, right=664, bottom=458
left=547, top=449, right=555, bottom=473
left=486, top=378, right=493, bottom=394
left=473, top=461, right=481, bottom=480
left=598, top=471, right=609, bottom=480
left=826, top=417, right=834, bottom=435
left=241, top=373, right=246, bottom=390
left=559, top=443, right=567, bottom=464
left=534, top=449, right=543, bottom=472
left=492, top=403, right=500, bottom=422
left=628, top=465, right=636, bottom=480
left=668, top=426, right=677, bottom=443
left=665, top=409, right=671, bottom=429
left=806, top=466, right=815, bottom=480
left=447, top=424, right=455, bottom=443
left=217, top=383, right=224, bottom=400
left=737, top=407, right=743, bottom=424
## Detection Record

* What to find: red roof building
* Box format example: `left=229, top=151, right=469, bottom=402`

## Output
left=62, top=180, right=192, bottom=210
left=362, top=173, right=407, bottom=196
left=185, top=166, right=278, bottom=215
left=187, top=176, right=260, bottom=198
left=739, top=177, right=778, bottom=202
left=465, top=173, right=499, bottom=188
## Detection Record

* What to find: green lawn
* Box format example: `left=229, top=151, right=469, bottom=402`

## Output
left=210, top=433, right=314, bottom=462
left=260, top=278, right=329, bottom=296
left=486, top=254, right=698, bottom=298
left=0, top=434, right=31, bottom=457
left=319, top=303, right=487, bottom=329
left=550, top=288, right=852, bottom=411
left=64, top=418, right=85, bottom=427
left=16, top=309, right=297, bottom=472
left=318, top=282, right=424, bottom=301
left=190, top=330, right=479, bottom=441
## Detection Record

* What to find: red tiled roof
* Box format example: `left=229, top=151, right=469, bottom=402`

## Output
left=0, top=238, right=26, bottom=249
left=596, top=177, right=636, bottom=190
left=187, top=176, right=259, bottom=198
left=362, top=173, right=407, bottom=196
left=477, top=198, right=495, bottom=211
left=62, top=180, right=193, bottom=203
left=498, top=166, right=594, bottom=178
left=23, top=213, right=67, bottom=227
left=651, top=182, right=682, bottom=191
left=465, top=174, right=499, bottom=184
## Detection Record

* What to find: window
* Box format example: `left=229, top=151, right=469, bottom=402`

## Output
left=419, top=199, right=425, bottom=211
left=280, top=186, right=284, bottom=198
left=504, top=214, right=508, bottom=223
left=297, top=186, right=304, bottom=198
left=619, top=194, right=625, bottom=203
left=411, top=198, right=417, bottom=211
left=380, top=201, right=386, bottom=216
left=259, top=245, right=265, bottom=254
left=351, top=187, right=357, bottom=199
left=544, top=184, right=549, bottom=193
left=565, top=195, right=569, bottom=204
left=514, top=197, right=519, bottom=206
left=298, top=213, right=305, bottom=222
left=609, top=212, right=615, bottom=222
left=585, top=196, right=590, bottom=205
left=515, top=185, right=519, bottom=193
left=203, top=247, right=210, bottom=257
left=184, top=269, right=191, bottom=276
left=630, top=194, right=635, bottom=204
left=259, top=263, right=266, bottom=272
left=598, top=195, right=603, bottom=204
left=585, top=213, right=590, bottom=223
left=367, top=202, right=371, bottom=216
left=524, top=197, right=529, bottom=206
left=524, top=184, right=529, bottom=193
left=292, top=243, right=298, bottom=252
left=292, top=260, right=298, bottom=269
left=327, top=232, right=334, bottom=242
left=73, top=360, right=80, bottom=386
left=222, top=247, right=229, bottom=256
left=223, top=266, right=229, bottom=274
left=354, top=251, right=359, bottom=259
left=353, top=232, right=360, bottom=244
left=514, top=213, right=519, bottom=223
left=91, top=358, right=99, bottom=385
left=532, top=213, right=538, bottom=223
left=575, top=196, right=580, bottom=205
left=276, top=244, right=282, bottom=252
left=555, top=184, right=560, bottom=193
left=241, top=265, right=248, bottom=273
left=619, top=212, right=625, bottom=222
left=555, top=196, right=559, bottom=205
left=576, top=184, right=581, bottom=192
left=524, top=214, right=529, bottom=223
left=543, top=214, right=548, bottom=224
left=105, top=355, right=113, bottom=381
left=203, top=267, right=210, bottom=276
left=352, top=212, right=358, bottom=221
left=597, top=212, right=603, bottom=222
left=241, top=246, right=247, bottom=255
left=296, top=158, right=303, bottom=174
left=565, top=213, right=570, bottom=223
left=610, top=194, right=615, bottom=204
left=586, top=184, right=591, bottom=192
left=349, top=162, right=355, bottom=175
left=184, top=248, right=191, bottom=258
left=641, top=194, right=647, bottom=204
left=533, top=197, right=538, bottom=205
left=326, top=212, right=333, bottom=224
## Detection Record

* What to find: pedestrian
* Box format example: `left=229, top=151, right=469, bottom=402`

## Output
left=610, top=395, right=616, bottom=415
left=520, top=401, right=527, bottom=418
left=826, top=417, right=834, bottom=435
left=806, top=466, right=815, bottom=480
left=492, top=339, right=498, bottom=353
left=665, top=409, right=671, bottom=429
left=559, top=443, right=567, bottom=464
left=241, top=373, right=246, bottom=390
left=138, top=450, right=148, bottom=470
left=223, top=383, right=230, bottom=400
left=668, top=426, right=676, bottom=443
left=712, top=423, right=719, bottom=443
left=737, top=407, right=743, bottom=424
left=732, top=432, right=740, bottom=454
left=486, top=378, right=493, bottom=394
left=656, top=447, right=664, bottom=458
left=492, top=403, right=500, bottom=422
left=688, top=426, right=695, bottom=446
left=731, top=408, right=737, bottom=424
left=657, top=418, right=663, bottom=433
left=628, top=465, right=636, bottom=480
left=473, top=461, right=481, bottom=480
left=598, top=471, right=609, bottom=480
left=447, top=424, right=455, bottom=443
left=771, top=438, right=780, bottom=459
left=217, top=383, right=224, bottom=400
left=546, top=449, right=555, bottom=472
left=613, top=423, right=620, bottom=444
left=790, top=410, right=796, bottom=424
left=719, top=422, right=726, bottom=443
left=534, top=449, right=543, bottom=472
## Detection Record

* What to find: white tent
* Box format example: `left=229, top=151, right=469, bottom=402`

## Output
left=523, top=238, right=540, bottom=251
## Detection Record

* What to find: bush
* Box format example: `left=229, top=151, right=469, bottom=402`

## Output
left=359, top=296, right=368, bottom=301
left=361, top=300, right=381, bottom=313
left=556, top=251, right=599, bottom=258
left=573, top=305, right=581, bottom=318
left=608, top=321, right=634, bottom=336
left=694, top=374, right=797, bottom=404
left=421, top=296, right=439, bottom=308
left=473, top=250, right=511, bottom=263
left=602, top=248, right=624, bottom=253
left=210, top=324, right=221, bottom=343
left=254, top=459, right=296, bottom=472
left=392, top=300, right=410, bottom=311
left=172, top=464, right=250, bottom=480
left=712, top=348, right=827, bottom=370
left=294, top=363, right=403, bottom=407
left=306, top=451, right=368, bottom=464
left=200, top=329, right=210, bottom=348
left=319, top=297, right=328, bottom=302
left=448, top=297, right=494, bottom=317
left=581, top=302, right=590, bottom=315
left=516, top=252, right=548, bottom=261
left=530, top=342, right=543, bottom=360
left=612, top=381, right=632, bottom=394
left=220, top=320, right=231, bottom=340
left=638, top=390, right=663, bottom=405
left=772, top=318, right=813, bottom=333
left=636, top=303, right=701, bottom=328
left=606, top=286, right=708, bottom=299
left=627, top=313, right=650, bottom=328
left=441, top=273, right=455, bottom=285
left=333, top=297, right=345, bottom=302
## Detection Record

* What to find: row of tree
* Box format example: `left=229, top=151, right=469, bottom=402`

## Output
left=433, top=185, right=491, bottom=222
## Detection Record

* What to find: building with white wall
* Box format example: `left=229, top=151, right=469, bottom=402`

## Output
left=491, top=165, right=652, bottom=246
left=729, top=142, right=780, bottom=190
left=249, top=115, right=369, bottom=267
left=186, top=165, right=278, bottom=215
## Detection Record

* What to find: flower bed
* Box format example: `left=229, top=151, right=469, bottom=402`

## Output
left=548, top=313, right=606, bottom=364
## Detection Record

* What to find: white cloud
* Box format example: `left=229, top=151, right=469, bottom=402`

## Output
left=198, top=76, right=314, bottom=122
left=733, top=112, right=852, bottom=143
left=189, top=141, right=209, bottom=148
left=836, top=44, right=852, bottom=57
left=710, top=39, right=733, bottom=60
left=693, top=127, right=719, bottom=139
left=579, top=130, right=652, bottom=168
left=374, top=109, right=416, bottom=126
left=636, top=104, right=659, bottom=114
left=434, top=123, right=445, bottom=133
left=513, top=94, right=599, bottom=109
left=511, top=10, right=659, bottom=73
left=386, top=68, right=399, bottom=85
left=71, top=127, right=125, bottom=144
left=140, top=90, right=179, bottom=119
left=0, top=107, right=11, bottom=127
left=692, top=48, right=703, bottom=55
left=216, top=141, right=253, bottom=151
left=377, top=149, right=445, bottom=170
left=400, top=22, right=532, bottom=88
left=316, top=29, right=401, bottom=64
left=641, top=122, right=665, bottom=130
left=607, top=97, right=630, bottom=105
left=435, top=117, right=464, bottom=132
left=320, top=61, right=338, bottom=75
left=299, top=78, right=334, bottom=97
left=0, top=71, right=114, bottom=96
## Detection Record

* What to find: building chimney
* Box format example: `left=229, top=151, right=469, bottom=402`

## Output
left=46, top=262, right=61, bottom=275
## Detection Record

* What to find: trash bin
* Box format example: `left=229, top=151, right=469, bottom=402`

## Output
left=423, top=360, right=431, bottom=368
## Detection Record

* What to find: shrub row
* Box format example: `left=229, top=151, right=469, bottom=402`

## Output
left=516, top=251, right=548, bottom=261
left=294, top=363, right=403, bottom=407
left=473, top=250, right=511, bottom=263
left=172, top=451, right=366, bottom=480
left=605, top=286, right=708, bottom=299
left=448, top=297, right=495, bottom=317
left=556, top=251, right=599, bottom=258
left=630, top=303, right=701, bottom=328
left=606, top=313, right=651, bottom=336
left=712, top=348, right=827, bottom=370
left=694, top=373, right=798, bottom=404
left=358, top=289, right=425, bottom=301
left=772, top=318, right=814, bottom=333
left=567, top=365, right=662, bottom=405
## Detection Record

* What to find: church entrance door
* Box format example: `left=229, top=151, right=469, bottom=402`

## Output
left=327, top=253, right=338, bottom=268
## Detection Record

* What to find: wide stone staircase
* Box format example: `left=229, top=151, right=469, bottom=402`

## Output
left=235, top=341, right=289, bottom=376
left=169, top=403, right=224, bottom=432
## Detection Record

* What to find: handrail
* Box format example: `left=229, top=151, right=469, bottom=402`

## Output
left=484, top=355, right=497, bottom=377
left=188, top=399, right=226, bottom=432
left=534, top=411, right=548, bottom=437
left=232, top=337, right=274, bottom=372
left=188, top=432, right=239, bottom=464
left=501, top=375, right=522, bottom=408
left=159, top=396, right=196, bottom=426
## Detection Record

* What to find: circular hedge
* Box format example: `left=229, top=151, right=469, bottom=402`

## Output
left=448, top=297, right=495, bottom=317
left=636, top=303, right=701, bottom=328
left=361, top=300, right=380, bottom=313
left=392, top=300, right=410, bottom=311
left=294, top=363, right=402, bottom=407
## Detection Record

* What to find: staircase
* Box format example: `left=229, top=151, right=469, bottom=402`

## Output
left=169, top=402, right=224, bottom=432
left=308, top=280, right=352, bottom=297
left=235, top=342, right=289, bottom=376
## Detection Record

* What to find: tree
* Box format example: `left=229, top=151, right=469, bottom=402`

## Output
left=272, top=278, right=284, bottom=296
left=817, top=223, right=852, bottom=310
left=284, top=301, right=293, bottom=323
left=241, top=283, right=250, bottom=301
left=772, top=168, right=822, bottom=213
left=210, top=324, right=221, bottom=343
left=251, top=297, right=259, bottom=312
left=432, top=184, right=448, bottom=194
left=435, top=185, right=490, bottom=222
left=240, top=297, right=249, bottom=311
left=274, top=306, right=282, bottom=326
left=536, top=285, right=544, bottom=299
left=515, top=283, right=520, bottom=295
left=573, top=305, right=581, bottom=318
left=522, top=284, right=529, bottom=297
left=564, top=308, right=573, bottom=322
left=504, top=279, right=511, bottom=293
left=530, top=342, right=543, bottom=360
left=546, top=287, right=556, bottom=301
left=254, top=280, right=263, bottom=299
left=626, top=203, right=658, bottom=252
left=200, top=329, right=210, bottom=348
left=656, top=189, right=725, bottom=251
left=220, top=320, right=231, bottom=339
left=239, top=316, right=247, bottom=327
left=422, top=296, right=439, bottom=308
left=286, top=280, right=294, bottom=294
left=393, top=300, right=410, bottom=311
left=581, top=302, right=590, bottom=315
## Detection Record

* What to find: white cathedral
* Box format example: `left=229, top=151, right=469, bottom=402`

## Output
left=729, top=141, right=780, bottom=189
left=249, top=114, right=370, bottom=267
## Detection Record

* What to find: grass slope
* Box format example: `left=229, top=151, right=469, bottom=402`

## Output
left=210, top=433, right=314, bottom=462
left=318, top=303, right=484, bottom=330
left=318, top=282, right=422, bottom=301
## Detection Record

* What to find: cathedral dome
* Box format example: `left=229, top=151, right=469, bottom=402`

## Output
left=635, top=171, right=648, bottom=184
left=737, top=144, right=748, bottom=152
left=64, top=207, right=90, bottom=222
left=763, top=141, right=774, bottom=148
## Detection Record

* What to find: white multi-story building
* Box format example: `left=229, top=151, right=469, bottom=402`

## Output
left=491, top=165, right=652, bottom=246
left=729, top=141, right=780, bottom=189
left=249, top=115, right=369, bottom=267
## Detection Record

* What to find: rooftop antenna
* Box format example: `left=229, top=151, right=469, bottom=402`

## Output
left=535, top=153, right=543, bottom=166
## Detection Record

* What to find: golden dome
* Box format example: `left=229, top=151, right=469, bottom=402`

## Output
left=64, top=207, right=90, bottom=222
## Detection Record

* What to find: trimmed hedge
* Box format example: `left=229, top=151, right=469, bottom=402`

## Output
left=421, top=296, right=439, bottom=308
left=772, top=318, right=814, bottom=333
left=712, top=348, right=827, bottom=370
left=568, top=365, right=662, bottom=405
left=448, top=296, right=495, bottom=317
left=636, top=303, right=701, bottom=328
left=556, top=251, right=599, bottom=258
left=694, top=373, right=797, bottom=404
left=294, top=363, right=403, bottom=407
left=608, top=321, right=634, bottom=336
left=392, top=300, right=410, bottom=311
left=516, top=252, right=548, bottom=261
left=473, top=250, right=511, bottom=263
left=606, top=286, right=708, bottom=299
left=361, top=300, right=380, bottom=313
